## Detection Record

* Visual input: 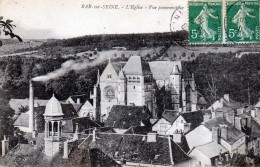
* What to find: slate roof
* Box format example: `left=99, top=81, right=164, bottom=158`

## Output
left=148, top=61, right=182, bottom=80
left=80, top=133, right=190, bottom=165
left=9, top=98, right=48, bottom=112
left=162, top=110, right=179, bottom=124
left=14, top=113, right=29, bottom=127
left=204, top=116, right=245, bottom=144
left=192, top=141, right=228, bottom=159
left=123, top=56, right=143, bottom=75
left=181, top=110, right=211, bottom=130
left=106, top=105, right=152, bottom=129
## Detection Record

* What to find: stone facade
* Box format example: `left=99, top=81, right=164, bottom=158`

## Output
left=92, top=56, right=202, bottom=121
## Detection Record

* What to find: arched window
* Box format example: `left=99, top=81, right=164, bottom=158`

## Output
left=129, top=76, right=132, bottom=79
left=185, top=85, right=191, bottom=103
left=53, top=122, right=58, bottom=136
left=133, top=76, right=136, bottom=79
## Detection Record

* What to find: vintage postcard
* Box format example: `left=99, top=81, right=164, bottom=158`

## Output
left=0, top=0, right=260, bottom=167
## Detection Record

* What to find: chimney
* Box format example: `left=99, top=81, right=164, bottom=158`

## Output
left=77, top=98, right=80, bottom=104
left=147, top=132, right=157, bottom=142
left=203, top=113, right=211, bottom=122
left=224, top=94, right=230, bottom=103
left=219, top=124, right=228, bottom=141
left=251, top=110, right=256, bottom=118
left=230, top=113, right=235, bottom=126
left=1, top=135, right=9, bottom=157
left=234, top=116, right=242, bottom=131
left=212, top=126, right=220, bottom=144
left=92, top=128, right=96, bottom=142
left=29, top=80, right=34, bottom=132
left=63, top=139, right=68, bottom=159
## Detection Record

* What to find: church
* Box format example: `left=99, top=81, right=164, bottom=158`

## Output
left=88, top=55, right=206, bottom=121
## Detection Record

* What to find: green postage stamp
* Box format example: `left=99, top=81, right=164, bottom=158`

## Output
left=188, top=0, right=260, bottom=44
left=189, top=0, right=223, bottom=44
left=226, top=0, right=260, bottom=43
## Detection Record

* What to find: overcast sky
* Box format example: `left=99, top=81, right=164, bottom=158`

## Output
left=0, top=0, right=188, bottom=39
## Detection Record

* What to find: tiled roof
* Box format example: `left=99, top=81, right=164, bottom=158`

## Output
left=149, top=61, right=182, bottom=80
left=123, top=56, right=143, bottom=75
left=80, top=133, right=190, bottom=165
left=162, top=110, right=179, bottom=124
left=9, top=98, right=48, bottom=112
left=181, top=110, right=211, bottom=130
left=106, top=105, right=151, bottom=129
left=193, top=141, right=228, bottom=158
left=204, top=117, right=245, bottom=144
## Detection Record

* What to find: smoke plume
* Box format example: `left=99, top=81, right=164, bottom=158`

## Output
left=32, top=57, right=103, bottom=82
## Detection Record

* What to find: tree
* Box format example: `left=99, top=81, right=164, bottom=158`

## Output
left=0, top=16, right=22, bottom=46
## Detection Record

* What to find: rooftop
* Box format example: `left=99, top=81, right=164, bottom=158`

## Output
left=106, top=105, right=151, bottom=129
left=204, top=116, right=245, bottom=144
left=192, top=141, right=228, bottom=159
left=80, top=133, right=190, bottom=165
left=149, top=61, right=182, bottom=80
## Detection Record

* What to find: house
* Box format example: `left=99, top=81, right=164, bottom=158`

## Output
left=152, top=110, right=179, bottom=135
left=186, top=116, right=246, bottom=154
left=78, top=100, right=96, bottom=118
left=166, top=110, right=211, bottom=135
left=208, top=94, right=242, bottom=110
left=105, top=105, right=151, bottom=131
left=188, top=141, right=229, bottom=167
left=152, top=110, right=211, bottom=136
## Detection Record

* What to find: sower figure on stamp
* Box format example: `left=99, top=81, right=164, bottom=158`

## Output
left=194, top=3, right=218, bottom=41
left=232, top=3, right=255, bottom=40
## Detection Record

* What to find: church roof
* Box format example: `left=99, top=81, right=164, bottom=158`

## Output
left=123, top=56, right=143, bottom=75
left=106, top=105, right=151, bottom=129
left=149, top=61, right=182, bottom=80
left=44, top=95, right=64, bottom=116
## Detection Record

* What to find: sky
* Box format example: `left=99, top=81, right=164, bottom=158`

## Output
left=0, top=0, right=188, bottom=39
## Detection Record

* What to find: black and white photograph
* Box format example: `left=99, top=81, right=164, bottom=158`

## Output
left=0, top=0, right=259, bottom=166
